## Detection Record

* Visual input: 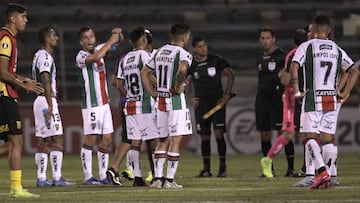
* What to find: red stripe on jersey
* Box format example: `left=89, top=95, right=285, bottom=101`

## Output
left=321, top=96, right=335, bottom=111
left=158, top=97, right=166, bottom=111
left=99, top=70, right=108, bottom=104
left=126, top=101, right=136, bottom=115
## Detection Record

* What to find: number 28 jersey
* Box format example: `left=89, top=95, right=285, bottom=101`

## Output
left=117, top=50, right=152, bottom=115
left=146, top=44, right=193, bottom=111
left=292, top=38, right=354, bottom=112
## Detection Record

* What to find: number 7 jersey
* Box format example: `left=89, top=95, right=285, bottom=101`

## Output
left=146, top=44, right=193, bottom=111
left=292, top=38, right=354, bottom=112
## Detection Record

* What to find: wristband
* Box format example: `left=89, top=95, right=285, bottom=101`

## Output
left=294, top=91, right=301, bottom=97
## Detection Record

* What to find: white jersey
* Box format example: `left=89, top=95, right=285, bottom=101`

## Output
left=146, top=44, right=193, bottom=111
left=76, top=44, right=110, bottom=109
left=32, top=49, right=57, bottom=97
left=117, top=49, right=153, bottom=115
left=292, top=38, right=354, bottom=112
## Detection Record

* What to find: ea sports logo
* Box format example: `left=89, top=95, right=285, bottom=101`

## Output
left=227, top=108, right=260, bottom=154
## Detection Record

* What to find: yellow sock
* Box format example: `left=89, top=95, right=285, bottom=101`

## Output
left=10, top=170, right=22, bottom=191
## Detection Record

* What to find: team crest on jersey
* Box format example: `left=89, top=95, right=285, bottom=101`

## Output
left=207, top=67, right=216, bottom=77
left=91, top=123, right=96, bottom=130
left=320, top=44, right=333, bottom=50
left=2, top=42, right=8, bottom=49
left=268, top=62, right=276, bottom=71
left=44, top=61, right=50, bottom=67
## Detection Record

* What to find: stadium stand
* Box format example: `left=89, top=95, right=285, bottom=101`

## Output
left=1, top=1, right=359, bottom=103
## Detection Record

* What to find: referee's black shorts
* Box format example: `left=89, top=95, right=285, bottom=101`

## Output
left=0, top=96, right=22, bottom=140
left=255, top=92, right=283, bottom=131
left=195, top=96, right=226, bottom=135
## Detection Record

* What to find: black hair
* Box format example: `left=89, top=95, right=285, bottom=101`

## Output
left=129, top=26, right=145, bottom=44
left=145, top=29, right=152, bottom=44
left=170, top=23, right=190, bottom=39
left=4, top=3, right=26, bottom=23
left=78, top=26, right=92, bottom=38
left=293, top=28, right=307, bottom=46
left=259, top=27, right=275, bottom=37
left=191, top=35, right=206, bottom=47
left=314, top=15, right=331, bottom=26
left=38, top=27, right=54, bottom=45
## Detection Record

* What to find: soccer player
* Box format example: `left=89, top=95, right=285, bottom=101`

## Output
left=260, top=28, right=308, bottom=178
left=32, top=27, right=75, bottom=186
left=141, top=23, right=193, bottom=188
left=290, top=15, right=359, bottom=189
left=107, top=26, right=156, bottom=186
left=75, top=26, right=123, bottom=185
left=256, top=27, right=295, bottom=177
left=0, top=3, right=42, bottom=198
left=188, top=35, right=234, bottom=178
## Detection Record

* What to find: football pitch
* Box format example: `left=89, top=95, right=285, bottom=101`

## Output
left=0, top=151, right=359, bottom=202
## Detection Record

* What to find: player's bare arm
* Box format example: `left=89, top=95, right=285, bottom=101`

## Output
left=141, top=65, right=157, bottom=98
left=338, top=64, right=359, bottom=98
left=116, top=79, right=127, bottom=97
left=279, top=70, right=291, bottom=86
left=174, top=61, right=188, bottom=94
left=40, top=71, right=53, bottom=119
left=290, top=61, right=305, bottom=99
left=85, top=28, right=123, bottom=64
left=0, top=57, right=43, bottom=94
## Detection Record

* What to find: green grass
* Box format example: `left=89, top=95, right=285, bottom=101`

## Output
left=0, top=151, right=359, bottom=202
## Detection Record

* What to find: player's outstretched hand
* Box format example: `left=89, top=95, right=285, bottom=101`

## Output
left=23, top=79, right=44, bottom=94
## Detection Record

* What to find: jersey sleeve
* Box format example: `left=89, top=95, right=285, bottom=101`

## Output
left=216, top=55, right=231, bottom=71
left=179, top=49, right=193, bottom=67
left=76, top=50, right=90, bottom=69
left=0, top=35, right=12, bottom=59
left=116, top=59, right=125, bottom=80
left=37, top=51, right=53, bottom=73
left=145, top=50, right=157, bottom=70
left=339, top=47, right=354, bottom=72
left=292, top=41, right=308, bottom=66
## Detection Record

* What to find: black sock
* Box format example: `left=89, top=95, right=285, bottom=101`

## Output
left=261, top=140, right=271, bottom=156
left=201, top=140, right=211, bottom=171
left=284, top=140, right=295, bottom=170
left=216, top=138, right=227, bottom=170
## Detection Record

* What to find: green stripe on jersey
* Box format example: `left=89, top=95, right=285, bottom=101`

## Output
left=86, top=64, right=98, bottom=107
left=76, top=65, right=87, bottom=109
left=304, top=44, right=315, bottom=112
left=171, top=51, right=182, bottom=110
left=335, top=48, right=342, bottom=89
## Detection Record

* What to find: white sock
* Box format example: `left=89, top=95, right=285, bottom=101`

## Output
left=50, top=150, right=63, bottom=181
left=35, top=152, right=48, bottom=181
left=97, top=151, right=109, bottom=181
left=81, top=147, right=93, bottom=180
left=153, top=150, right=167, bottom=178
left=166, top=152, right=180, bottom=180
left=306, top=139, right=325, bottom=170
left=131, top=150, right=142, bottom=178
left=322, top=144, right=338, bottom=176
left=127, top=149, right=136, bottom=171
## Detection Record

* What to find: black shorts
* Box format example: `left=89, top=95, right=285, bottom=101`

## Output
left=255, top=92, right=283, bottom=131
left=195, top=96, right=226, bottom=135
left=119, top=104, right=131, bottom=144
left=0, top=96, right=22, bottom=139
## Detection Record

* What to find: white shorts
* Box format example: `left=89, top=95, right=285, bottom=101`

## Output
left=157, top=108, right=192, bottom=138
left=126, top=113, right=158, bottom=141
left=33, top=96, right=63, bottom=138
left=82, top=104, right=114, bottom=135
left=300, top=110, right=338, bottom=135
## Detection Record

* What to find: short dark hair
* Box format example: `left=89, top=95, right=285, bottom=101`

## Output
left=145, top=29, right=152, bottom=44
left=293, top=28, right=307, bottom=46
left=78, top=26, right=92, bottom=38
left=38, top=27, right=54, bottom=45
left=4, top=3, right=26, bottom=23
left=314, top=15, right=331, bottom=26
left=191, top=35, right=206, bottom=47
left=129, top=26, right=145, bottom=44
left=170, top=23, right=190, bottom=39
left=259, top=27, right=275, bottom=37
